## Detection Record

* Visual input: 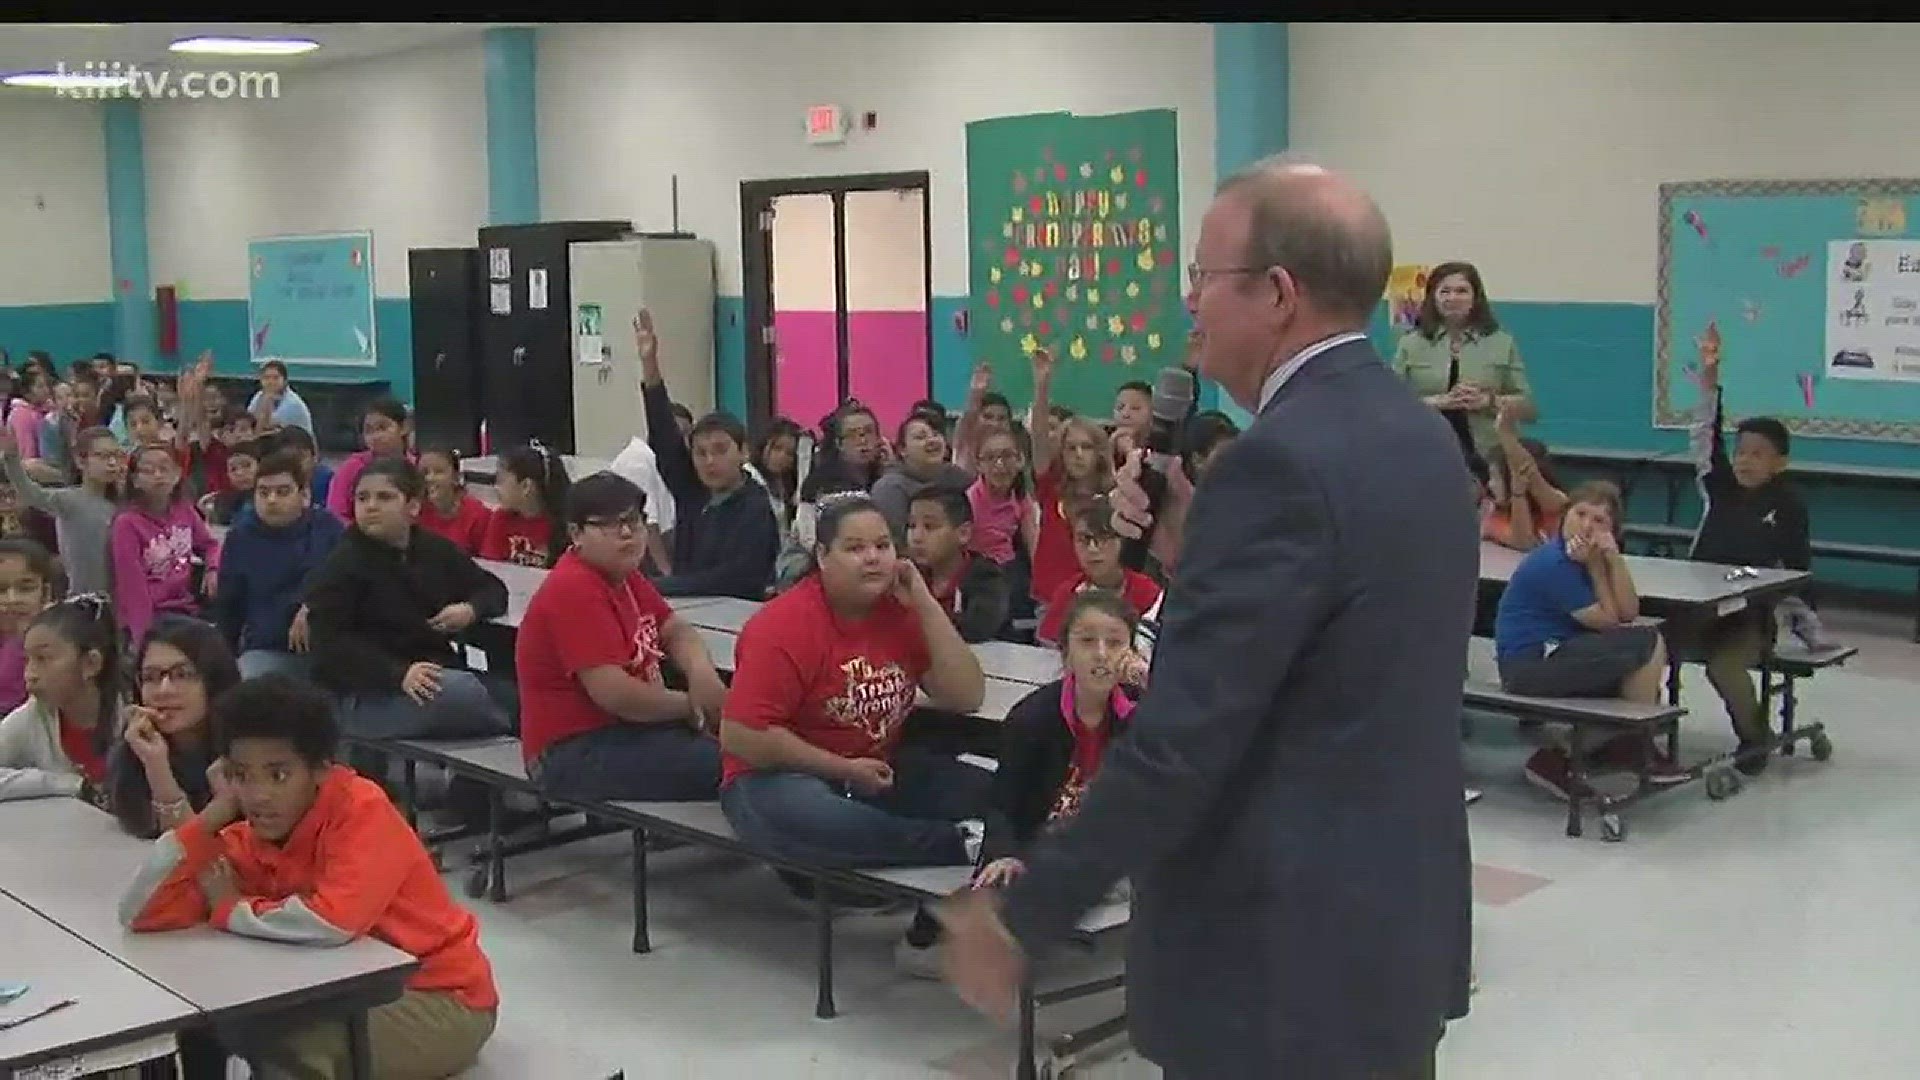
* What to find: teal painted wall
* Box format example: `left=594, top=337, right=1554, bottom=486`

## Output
left=0, top=303, right=117, bottom=363
left=170, top=298, right=415, bottom=401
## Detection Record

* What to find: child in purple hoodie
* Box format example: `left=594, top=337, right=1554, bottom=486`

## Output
left=111, top=443, right=220, bottom=645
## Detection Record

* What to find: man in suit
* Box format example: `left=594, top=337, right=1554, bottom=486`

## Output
left=937, top=156, right=1477, bottom=1078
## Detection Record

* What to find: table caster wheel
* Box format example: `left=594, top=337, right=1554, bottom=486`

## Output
left=464, top=867, right=490, bottom=899
left=1705, top=769, right=1740, bottom=801
left=1599, top=814, right=1627, bottom=843
left=1810, top=732, right=1834, bottom=762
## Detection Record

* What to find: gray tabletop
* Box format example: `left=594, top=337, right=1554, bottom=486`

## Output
left=1478, top=541, right=1808, bottom=614
left=0, top=799, right=416, bottom=1017
left=460, top=454, right=612, bottom=484
left=697, top=626, right=1035, bottom=723
left=0, top=891, right=196, bottom=1070
left=483, top=560, right=722, bottom=630
left=672, top=596, right=763, bottom=634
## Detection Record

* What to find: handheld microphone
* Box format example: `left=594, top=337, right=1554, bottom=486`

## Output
left=1119, top=366, right=1197, bottom=572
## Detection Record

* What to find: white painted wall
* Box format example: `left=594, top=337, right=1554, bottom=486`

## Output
left=0, top=95, right=111, bottom=305
left=144, top=38, right=487, bottom=297
left=1291, top=22, right=1920, bottom=305
left=538, top=22, right=1215, bottom=296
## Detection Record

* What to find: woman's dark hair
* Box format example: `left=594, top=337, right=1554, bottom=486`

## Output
left=1055, top=588, right=1140, bottom=654
left=1414, top=261, right=1500, bottom=339
left=498, top=443, right=572, bottom=566
left=895, top=409, right=949, bottom=454
left=27, top=592, right=120, bottom=762
left=417, top=447, right=464, bottom=488
left=260, top=359, right=290, bottom=379
left=808, top=493, right=888, bottom=574
left=1180, top=411, right=1240, bottom=476
left=110, top=616, right=242, bottom=839
left=979, top=391, right=1012, bottom=416
left=802, top=401, right=884, bottom=501
left=752, top=417, right=804, bottom=510
left=566, top=470, right=645, bottom=528
left=362, top=395, right=410, bottom=427
left=356, top=456, right=426, bottom=502
left=212, top=673, right=339, bottom=766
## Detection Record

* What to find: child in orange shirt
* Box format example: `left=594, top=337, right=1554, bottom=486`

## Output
left=1481, top=405, right=1567, bottom=552
left=118, top=674, right=498, bottom=1078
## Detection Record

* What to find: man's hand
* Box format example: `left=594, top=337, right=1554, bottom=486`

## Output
left=935, top=888, right=1028, bottom=1026
left=1110, top=449, right=1193, bottom=569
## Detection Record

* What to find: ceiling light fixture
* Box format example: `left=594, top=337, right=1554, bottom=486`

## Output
left=1, top=71, right=135, bottom=91
left=169, top=36, right=320, bottom=57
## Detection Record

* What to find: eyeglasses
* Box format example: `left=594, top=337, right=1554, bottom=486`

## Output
left=582, top=511, right=644, bottom=534
left=139, top=663, right=201, bottom=687
left=1187, top=263, right=1269, bottom=290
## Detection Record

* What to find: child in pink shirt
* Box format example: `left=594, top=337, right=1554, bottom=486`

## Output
left=965, top=428, right=1035, bottom=566
left=112, top=444, right=220, bottom=645
left=326, top=397, right=414, bottom=522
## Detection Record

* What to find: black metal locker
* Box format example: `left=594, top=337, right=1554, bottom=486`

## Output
left=407, top=247, right=483, bottom=456
left=475, top=220, right=632, bottom=454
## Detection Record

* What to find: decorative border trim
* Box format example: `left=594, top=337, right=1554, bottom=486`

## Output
left=1654, top=178, right=1920, bottom=443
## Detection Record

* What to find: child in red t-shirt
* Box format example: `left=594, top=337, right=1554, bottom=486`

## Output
left=418, top=449, right=492, bottom=556
left=1036, top=500, right=1162, bottom=647
left=515, top=473, right=725, bottom=803
left=480, top=444, right=569, bottom=568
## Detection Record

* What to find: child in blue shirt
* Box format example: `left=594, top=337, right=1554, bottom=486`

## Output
left=1493, top=481, right=1681, bottom=800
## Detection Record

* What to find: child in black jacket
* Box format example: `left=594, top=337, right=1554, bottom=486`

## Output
left=634, top=311, right=778, bottom=599
left=973, top=590, right=1141, bottom=891
left=304, top=458, right=512, bottom=742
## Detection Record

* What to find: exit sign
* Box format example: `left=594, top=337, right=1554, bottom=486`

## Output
left=806, top=104, right=849, bottom=145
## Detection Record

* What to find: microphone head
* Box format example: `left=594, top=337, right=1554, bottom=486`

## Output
left=1149, top=366, right=1197, bottom=423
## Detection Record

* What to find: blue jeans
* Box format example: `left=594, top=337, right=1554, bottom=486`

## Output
left=238, top=649, right=311, bottom=682
left=335, top=669, right=512, bottom=742
left=531, top=723, right=720, bottom=803
left=720, top=749, right=994, bottom=869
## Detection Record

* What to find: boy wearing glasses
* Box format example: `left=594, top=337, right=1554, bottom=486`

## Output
left=514, top=473, right=727, bottom=803
left=1036, top=499, right=1162, bottom=647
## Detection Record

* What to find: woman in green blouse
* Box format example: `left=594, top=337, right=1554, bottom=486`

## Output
left=1390, top=261, right=1536, bottom=459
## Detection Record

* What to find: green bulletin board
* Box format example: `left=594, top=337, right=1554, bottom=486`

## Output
left=965, top=109, right=1184, bottom=415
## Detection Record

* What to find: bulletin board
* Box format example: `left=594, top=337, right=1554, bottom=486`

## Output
left=965, top=108, right=1183, bottom=416
left=246, top=231, right=378, bottom=366
left=1655, top=179, right=1920, bottom=443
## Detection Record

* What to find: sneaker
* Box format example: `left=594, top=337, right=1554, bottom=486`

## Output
left=894, top=934, right=944, bottom=980
left=1522, top=747, right=1593, bottom=803
left=1734, top=738, right=1771, bottom=777
left=1463, top=787, right=1484, bottom=807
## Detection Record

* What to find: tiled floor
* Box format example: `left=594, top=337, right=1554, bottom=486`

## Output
left=457, top=604, right=1920, bottom=1078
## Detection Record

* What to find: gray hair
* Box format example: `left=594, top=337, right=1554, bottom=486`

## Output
left=1217, top=152, right=1393, bottom=324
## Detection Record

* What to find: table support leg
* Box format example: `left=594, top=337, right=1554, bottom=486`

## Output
left=631, top=828, right=651, bottom=954
left=1017, top=974, right=1038, bottom=1080
left=347, top=1010, right=373, bottom=1080
left=814, top=887, right=837, bottom=1019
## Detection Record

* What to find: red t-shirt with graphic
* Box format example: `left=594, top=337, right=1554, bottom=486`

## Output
left=480, top=509, right=553, bottom=568
left=515, top=550, right=674, bottom=764
left=720, top=574, right=931, bottom=786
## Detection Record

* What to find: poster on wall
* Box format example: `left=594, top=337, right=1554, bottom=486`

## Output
left=1384, top=264, right=1432, bottom=332
left=965, top=108, right=1183, bottom=415
left=489, top=283, right=511, bottom=316
left=529, top=268, right=549, bottom=310
left=1822, top=238, right=1920, bottom=383
left=246, top=231, right=377, bottom=366
left=488, top=247, right=510, bottom=280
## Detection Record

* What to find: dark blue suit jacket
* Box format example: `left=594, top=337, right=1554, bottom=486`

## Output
left=1001, top=338, right=1477, bottom=1077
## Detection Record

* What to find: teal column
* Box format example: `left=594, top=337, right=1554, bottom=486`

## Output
left=1212, top=22, right=1289, bottom=423
left=103, top=99, right=157, bottom=365
left=484, top=27, right=541, bottom=225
